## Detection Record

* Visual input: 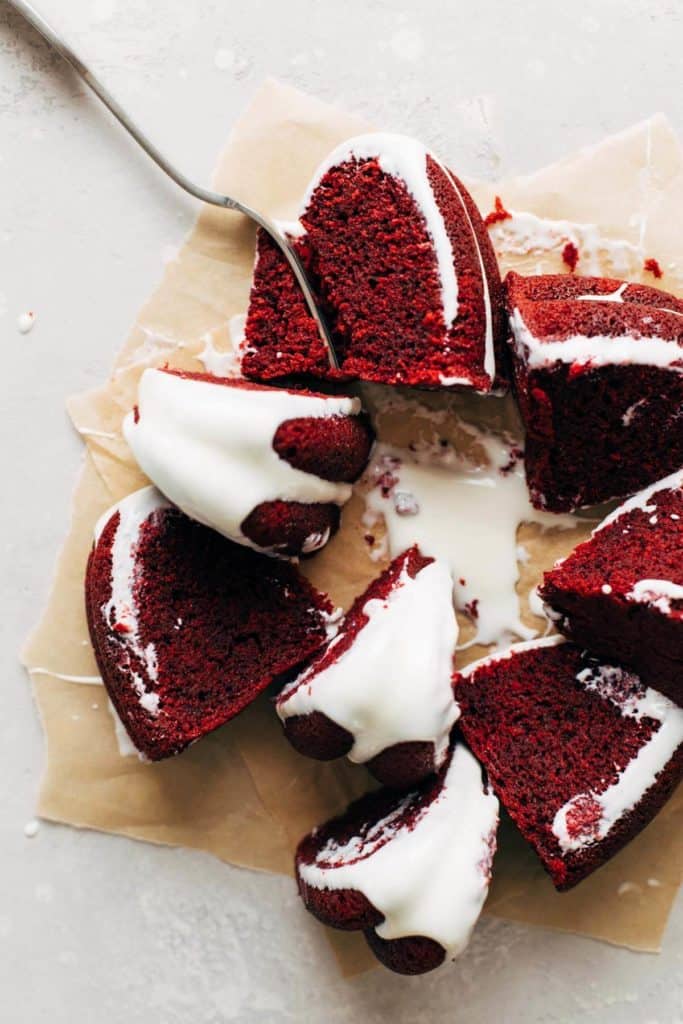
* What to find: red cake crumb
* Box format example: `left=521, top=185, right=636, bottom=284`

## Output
left=86, top=492, right=335, bottom=760
left=454, top=639, right=683, bottom=890
left=562, top=241, right=579, bottom=272
left=506, top=271, right=683, bottom=510
left=276, top=546, right=456, bottom=788
left=644, top=257, right=663, bottom=279
left=540, top=471, right=683, bottom=707
left=242, top=135, right=508, bottom=392
left=484, top=195, right=512, bottom=227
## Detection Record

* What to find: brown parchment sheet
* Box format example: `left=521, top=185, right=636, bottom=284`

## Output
left=22, top=80, right=682, bottom=976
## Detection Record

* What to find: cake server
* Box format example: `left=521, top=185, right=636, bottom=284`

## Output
left=6, top=0, right=340, bottom=369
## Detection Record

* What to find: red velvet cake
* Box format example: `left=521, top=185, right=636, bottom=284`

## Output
left=86, top=487, right=336, bottom=760
left=505, top=272, right=683, bottom=511
left=454, top=637, right=683, bottom=890
left=123, top=368, right=373, bottom=557
left=540, top=470, right=683, bottom=707
left=295, top=740, right=499, bottom=974
left=242, top=133, right=507, bottom=392
left=276, top=546, right=459, bottom=788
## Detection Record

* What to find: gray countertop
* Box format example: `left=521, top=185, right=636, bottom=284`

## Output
left=1, top=1, right=681, bottom=1020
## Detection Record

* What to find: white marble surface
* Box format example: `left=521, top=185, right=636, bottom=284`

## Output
left=1, top=1, right=682, bottom=1020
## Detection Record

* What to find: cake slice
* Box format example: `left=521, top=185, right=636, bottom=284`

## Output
left=505, top=272, right=683, bottom=511
left=295, top=740, right=499, bottom=974
left=123, top=369, right=373, bottom=557
left=540, top=470, right=683, bottom=706
left=276, top=546, right=459, bottom=788
left=453, top=637, right=683, bottom=890
left=242, top=133, right=507, bottom=392
left=86, top=487, right=335, bottom=760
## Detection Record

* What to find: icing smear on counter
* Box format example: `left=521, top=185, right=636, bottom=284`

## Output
left=123, top=368, right=357, bottom=553
left=360, top=431, right=578, bottom=648
left=298, top=743, right=499, bottom=960
left=197, top=315, right=245, bottom=377
left=488, top=209, right=645, bottom=277
left=277, top=559, right=459, bottom=766
left=552, top=663, right=683, bottom=853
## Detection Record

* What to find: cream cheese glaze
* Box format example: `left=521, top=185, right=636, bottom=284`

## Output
left=123, top=369, right=358, bottom=553
left=509, top=306, right=683, bottom=372
left=95, top=486, right=170, bottom=717
left=298, top=743, right=499, bottom=960
left=277, top=559, right=459, bottom=765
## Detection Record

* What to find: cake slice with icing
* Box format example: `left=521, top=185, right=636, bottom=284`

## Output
left=123, top=369, right=373, bottom=557
left=86, top=487, right=335, bottom=760
left=453, top=637, right=683, bottom=890
left=505, top=272, right=683, bottom=511
left=295, top=740, right=499, bottom=974
left=242, top=132, right=507, bottom=392
left=540, top=470, right=683, bottom=707
left=276, top=546, right=459, bottom=788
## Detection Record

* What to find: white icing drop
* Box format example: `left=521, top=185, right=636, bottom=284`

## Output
left=595, top=468, right=683, bottom=533
left=23, top=820, right=40, bottom=838
left=626, top=579, right=683, bottom=615
left=509, top=307, right=683, bottom=373
left=488, top=210, right=644, bottom=277
left=124, top=369, right=357, bottom=553
left=17, top=311, right=35, bottom=334
left=361, top=438, right=577, bottom=647
left=299, top=743, right=499, bottom=960
left=278, top=559, right=459, bottom=765
left=552, top=664, right=683, bottom=853
left=95, top=487, right=171, bottom=717
left=622, top=398, right=648, bottom=426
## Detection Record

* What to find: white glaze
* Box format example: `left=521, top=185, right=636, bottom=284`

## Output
left=626, top=579, right=683, bottom=615
left=488, top=209, right=644, bottom=277
left=301, top=133, right=495, bottom=384
left=595, top=468, right=683, bottom=533
left=575, top=283, right=628, bottom=303
left=95, top=486, right=171, bottom=717
left=361, top=438, right=577, bottom=647
left=30, top=668, right=103, bottom=685
left=509, top=306, right=683, bottom=373
left=277, top=559, right=459, bottom=765
left=107, top=699, right=146, bottom=761
left=124, top=368, right=357, bottom=553
left=299, top=743, right=499, bottom=960
left=552, top=663, right=683, bottom=853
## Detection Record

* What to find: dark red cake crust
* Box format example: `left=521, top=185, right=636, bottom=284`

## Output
left=243, top=145, right=506, bottom=392
left=505, top=272, right=683, bottom=511
left=454, top=642, right=683, bottom=890
left=540, top=482, right=683, bottom=707
left=278, top=546, right=444, bottom=787
left=86, top=501, right=334, bottom=759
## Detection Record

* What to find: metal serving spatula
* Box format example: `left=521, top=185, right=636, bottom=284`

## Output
left=6, top=0, right=339, bottom=369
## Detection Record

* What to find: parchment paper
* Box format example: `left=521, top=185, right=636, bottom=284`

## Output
left=22, top=80, right=682, bottom=975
